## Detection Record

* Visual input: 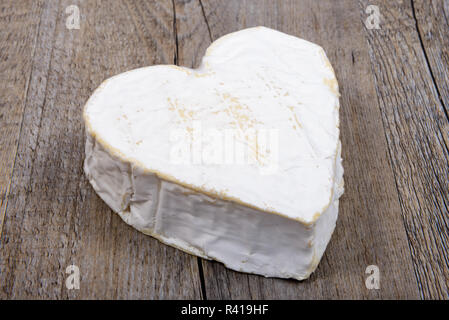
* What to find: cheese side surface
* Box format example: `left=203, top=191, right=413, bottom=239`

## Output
left=83, top=27, right=344, bottom=280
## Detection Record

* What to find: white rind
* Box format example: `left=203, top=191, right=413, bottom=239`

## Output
left=84, top=134, right=343, bottom=279
left=83, top=27, right=344, bottom=280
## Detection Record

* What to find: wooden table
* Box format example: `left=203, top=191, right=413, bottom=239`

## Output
left=0, top=0, right=448, bottom=300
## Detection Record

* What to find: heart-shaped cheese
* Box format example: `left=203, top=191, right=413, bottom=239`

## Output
left=84, top=27, right=343, bottom=280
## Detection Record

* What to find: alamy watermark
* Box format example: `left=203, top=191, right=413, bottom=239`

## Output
left=365, top=5, right=381, bottom=30
left=365, top=265, right=380, bottom=289
left=169, top=121, right=279, bottom=175
left=65, top=265, right=80, bottom=290
left=65, top=5, right=80, bottom=30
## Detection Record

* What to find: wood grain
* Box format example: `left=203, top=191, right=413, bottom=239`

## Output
left=186, top=0, right=420, bottom=299
left=0, top=0, right=202, bottom=299
left=0, top=0, right=43, bottom=240
left=359, top=0, right=449, bottom=299
left=413, top=0, right=449, bottom=119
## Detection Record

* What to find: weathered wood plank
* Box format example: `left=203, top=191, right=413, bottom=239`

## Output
left=359, top=0, right=449, bottom=299
left=0, top=0, right=43, bottom=238
left=177, top=0, right=419, bottom=299
left=0, top=0, right=203, bottom=299
left=413, top=0, right=449, bottom=118
left=174, top=0, right=211, bottom=69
